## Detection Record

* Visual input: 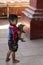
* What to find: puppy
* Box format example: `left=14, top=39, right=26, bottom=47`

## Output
left=17, top=24, right=25, bottom=42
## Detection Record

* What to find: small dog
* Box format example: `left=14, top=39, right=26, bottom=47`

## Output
left=18, top=24, right=25, bottom=42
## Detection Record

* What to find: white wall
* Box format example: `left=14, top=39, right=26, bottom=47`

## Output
left=0, top=0, right=30, bottom=3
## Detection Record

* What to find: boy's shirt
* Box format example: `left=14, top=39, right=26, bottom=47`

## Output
left=8, top=25, right=18, bottom=41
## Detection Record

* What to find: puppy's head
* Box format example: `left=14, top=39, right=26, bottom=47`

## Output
left=18, top=24, right=25, bottom=33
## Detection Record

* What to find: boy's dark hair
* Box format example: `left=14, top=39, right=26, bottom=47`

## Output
left=8, top=14, right=18, bottom=22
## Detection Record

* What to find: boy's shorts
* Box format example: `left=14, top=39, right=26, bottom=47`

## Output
left=8, top=40, right=18, bottom=52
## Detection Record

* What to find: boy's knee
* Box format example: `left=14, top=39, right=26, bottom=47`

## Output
left=12, top=51, right=15, bottom=54
left=7, top=50, right=11, bottom=54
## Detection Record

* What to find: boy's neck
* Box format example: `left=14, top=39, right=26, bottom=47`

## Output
left=10, top=23, right=16, bottom=26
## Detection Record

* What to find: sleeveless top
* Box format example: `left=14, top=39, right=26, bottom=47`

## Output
left=8, top=25, right=18, bottom=41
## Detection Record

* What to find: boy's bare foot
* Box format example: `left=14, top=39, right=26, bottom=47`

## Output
left=6, top=58, right=10, bottom=62
left=12, top=59, right=20, bottom=63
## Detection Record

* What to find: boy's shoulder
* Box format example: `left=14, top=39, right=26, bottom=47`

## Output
left=9, top=25, right=14, bottom=29
left=9, top=25, right=18, bottom=30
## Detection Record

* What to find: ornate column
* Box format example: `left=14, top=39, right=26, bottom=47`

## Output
left=22, top=0, right=43, bottom=39
left=30, top=0, right=43, bottom=39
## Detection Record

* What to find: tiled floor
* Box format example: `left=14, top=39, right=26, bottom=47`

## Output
left=0, top=19, right=43, bottom=65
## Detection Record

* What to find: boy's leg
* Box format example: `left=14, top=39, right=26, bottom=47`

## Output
left=12, top=51, right=19, bottom=63
left=12, top=52, right=15, bottom=62
left=6, top=50, right=11, bottom=62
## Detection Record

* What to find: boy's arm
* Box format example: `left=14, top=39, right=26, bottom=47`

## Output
left=17, top=31, right=21, bottom=39
left=8, top=27, right=13, bottom=41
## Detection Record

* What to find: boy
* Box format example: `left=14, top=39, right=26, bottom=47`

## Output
left=6, top=14, right=20, bottom=63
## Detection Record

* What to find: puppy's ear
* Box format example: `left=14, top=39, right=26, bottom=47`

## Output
left=22, top=24, right=25, bottom=27
left=19, top=24, right=25, bottom=28
left=19, top=24, right=24, bottom=26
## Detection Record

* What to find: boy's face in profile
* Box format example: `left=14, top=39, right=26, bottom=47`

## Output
left=11, top=20, right=17, bottom=25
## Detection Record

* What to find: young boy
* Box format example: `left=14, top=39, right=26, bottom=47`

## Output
left=6, top=14, right=20, bottom=63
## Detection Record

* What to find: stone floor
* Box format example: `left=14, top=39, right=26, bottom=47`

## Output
left=0, top=19, right=43, bottom=65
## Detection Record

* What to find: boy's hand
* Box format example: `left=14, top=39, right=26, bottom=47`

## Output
left=17, top=31, right=21, bottom=35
